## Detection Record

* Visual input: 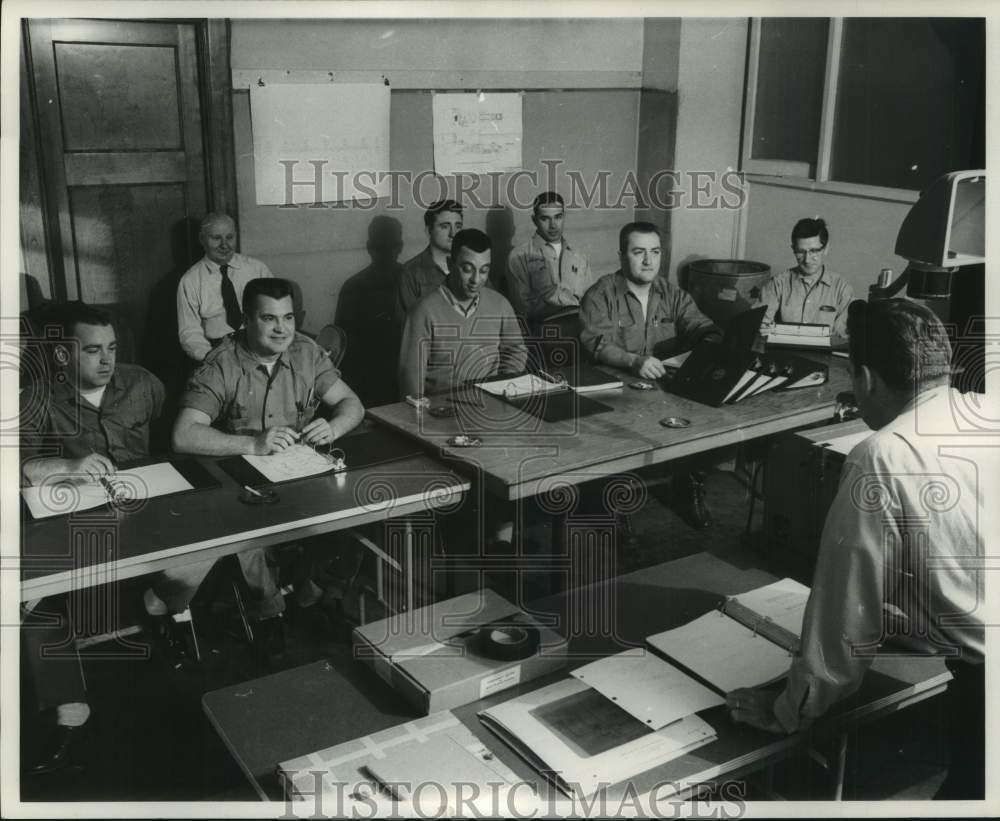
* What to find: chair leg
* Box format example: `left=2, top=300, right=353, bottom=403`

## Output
left=223, top=554, right=255, bottom=644
left=172, top=607, right=201, bottom=662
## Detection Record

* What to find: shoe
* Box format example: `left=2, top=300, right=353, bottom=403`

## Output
left=253, top=614, right=287, bottom=670
left=146, top=612, right=198, bottom=671
left=28, top=724, right=84, bottom=776
left=678, top=472, right=713, bottom=530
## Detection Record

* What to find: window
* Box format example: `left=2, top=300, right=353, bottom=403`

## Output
left=743, top=18, right=985, bottom=193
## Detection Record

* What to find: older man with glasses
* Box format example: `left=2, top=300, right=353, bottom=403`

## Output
left=758, top=217, right=854, bottom=337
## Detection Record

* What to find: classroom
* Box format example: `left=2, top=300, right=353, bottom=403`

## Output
left=5, top=6, right=992, bottom=816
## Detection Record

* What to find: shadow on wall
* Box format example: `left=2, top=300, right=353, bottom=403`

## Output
left=485, top=205, right=515, bottom=296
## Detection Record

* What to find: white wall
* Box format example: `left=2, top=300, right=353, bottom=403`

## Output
left=669, top=18, right=748, bottom=284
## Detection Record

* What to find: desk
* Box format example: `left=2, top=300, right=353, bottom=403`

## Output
left=203, top=551, right=949, bottom=802
left=19, top=435, right=469, bottom=602
left=367, top=356, right=852, bottom=501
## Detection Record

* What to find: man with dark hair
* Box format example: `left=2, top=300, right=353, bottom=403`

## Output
left=172, top=278, right=365, bottom=661
left=396, top=199, right=464, bottom=320
left=759, top=217, right=854, bottom=336
left=399, top=229, right=526, bottom=399
left=21, top=302, right=165, bottom=774
left=729, top=298, right=986, bottom=799
left=579, top=222, right=722, bottom=529
left=506, top=192, right=592, bottom=321
left=177, top=212, right=273, bottom=363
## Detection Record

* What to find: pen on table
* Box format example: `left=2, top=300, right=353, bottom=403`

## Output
left=243, top=484, right=264, bottom=498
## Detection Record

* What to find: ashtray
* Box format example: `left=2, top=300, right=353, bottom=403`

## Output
left=659, top=417, right=691, bottom=429
left=447, top=434, right=482, bottom=448
left=428, top=405, right=456, bottom=418
left=629, top=381, right=656, bottom=391
left=239, top=486, right=279, bottom=504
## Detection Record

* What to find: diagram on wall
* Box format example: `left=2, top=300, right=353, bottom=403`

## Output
left=432, top=92, right=523, bottom=176
left=249, top=82, right=391, bottom=205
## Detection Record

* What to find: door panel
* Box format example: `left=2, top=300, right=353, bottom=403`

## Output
left=27, top=19, right=207, bottom=365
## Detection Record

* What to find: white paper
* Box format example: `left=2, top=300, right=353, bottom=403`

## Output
left=432, top=92, right=522, bottom=176
left=243, top=443, right=337, bottom=483
left=475, top=374, right=563, bottom=399
left=661, top=351, right=692, bottom=368
left=479, top=677, right=715, bottom=800
left=729, top=578, right=810, bottom=637
left=22, top=462, right=193, bottom=519
left=250, top=83, right=390, bottom=205
left=570, top=651, right=724, bottom=730
left=647, top=611, right=795, bottom=692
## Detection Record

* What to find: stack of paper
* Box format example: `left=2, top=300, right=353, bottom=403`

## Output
left=766, top=322, right=833, bottom=349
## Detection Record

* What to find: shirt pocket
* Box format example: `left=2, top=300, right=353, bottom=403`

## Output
left=649, top=318, right=679, bottom=358
left=618, top=313, right=646, bottom=354
left=527, top=258, right=552, bottom=292
left=222, top=400, right=255, bottom=435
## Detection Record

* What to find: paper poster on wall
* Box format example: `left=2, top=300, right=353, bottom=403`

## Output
left=432, top=93, right=523, bottom=176
left=249, top=83, right=390, bottom=206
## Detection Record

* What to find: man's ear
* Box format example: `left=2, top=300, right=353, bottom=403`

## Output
left=857, top=364, right=876, bottom=396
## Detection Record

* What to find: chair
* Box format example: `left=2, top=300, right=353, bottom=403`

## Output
left=315, top=324, right=348, bottom=367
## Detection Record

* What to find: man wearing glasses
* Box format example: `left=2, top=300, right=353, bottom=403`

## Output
left=759, top=217, right=854, bottom=337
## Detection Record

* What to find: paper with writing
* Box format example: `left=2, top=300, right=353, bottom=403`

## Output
left=243, top=444, right=338, bottom=483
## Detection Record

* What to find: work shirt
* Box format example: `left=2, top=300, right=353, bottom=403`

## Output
left=398, top=285, right=527, bottom=398
left=579, top=271, right=721, bottom=370
left=506, top=233, right=593, bottom=319
left=773, top=386, right=987, bottom=733
left=759, top=266, right=853, bottom=337
left=177, top=253, right=273, bottom=362
left=396, top=247, right=451, bottom=322
left=180, top=331, right=341, bottom=434
left=21, top=364, right=165, bottom=469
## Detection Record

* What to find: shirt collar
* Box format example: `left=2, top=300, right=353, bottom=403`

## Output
left=794, top=266, right=831, bottom=288
left=422, top=246, right=449, bottom=276
left=233, top=331, right=292, bottom=373
left=531, top=232, right=572, bottom=252
left=204, top=254, right=241, bottom=274
left=612, top=269, right=664, bottom=298
left=52, top=369, right=124, bottom=408
left=438, top=283, right=480, bottom=317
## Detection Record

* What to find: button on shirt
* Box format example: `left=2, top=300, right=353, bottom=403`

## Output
left=506, top=233, right=593, bottom=319
left=773, top=386, right=987, bottom=732
left=180, top=332, right=341, bottom=434
left=579, top=271, right=722, bottom=370
left=21, top=364, right=165, bottom=468
left=177, top=253, right=274, bottom=362
left=759, top=267, right=854, bottom=336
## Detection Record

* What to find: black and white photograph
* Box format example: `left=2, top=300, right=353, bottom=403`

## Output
left=1, top=1, right=995, bottom=817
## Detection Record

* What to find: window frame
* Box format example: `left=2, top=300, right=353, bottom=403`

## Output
left=742, top=17, right=920, bottom=205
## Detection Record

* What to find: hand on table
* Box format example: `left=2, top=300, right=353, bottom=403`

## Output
left=636, top=356, right=667, bottom=380
left=300, top=418, right=334, bottom=447
left=67, top=453, right=117, bottom=482
left=253, top=426, right=299, bottom=455
left=726, top=687, right=784, bottom=734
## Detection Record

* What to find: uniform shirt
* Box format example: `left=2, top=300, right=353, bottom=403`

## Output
left=506, top=233, right=593, bottom=319
left=180, top=331, right=341, bottom=434
left=579, top=271, right=721, bottom=370
left=21, top=364, right=165, bottom=469
left=773, top=385, right=987, bottom=732
left=177, top=253, right=273, bottom=361
left=398, top=285, right=527, bottom=398
left=759, top=266, right=854, bottom=337
left=396, top=247, right=450, bottom=322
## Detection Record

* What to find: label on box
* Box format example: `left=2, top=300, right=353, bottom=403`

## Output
left=718, top=287, right=738, bottom=302
left=480, top=665, right=521, bottom=698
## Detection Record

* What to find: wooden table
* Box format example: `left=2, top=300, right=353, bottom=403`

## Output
left=19, top=431, right=470, bottom=602
left=367, top=356, right=853, bottom=501
left=202, top=551, right=949, bottom=802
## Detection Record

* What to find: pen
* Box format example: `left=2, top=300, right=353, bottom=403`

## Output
left=243, top=484, right=264, bottom=497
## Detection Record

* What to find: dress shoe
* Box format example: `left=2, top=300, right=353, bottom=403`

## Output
left=677, top=472, right=713, bottom=530
left=253, top=614, right=287, bottom=670
left=146, top=612, right=198, bottom=671
left=28, top=723, right=84, bottom=777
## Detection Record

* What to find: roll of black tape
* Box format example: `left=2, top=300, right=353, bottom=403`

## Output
left=476, top=621, right=540, bottom=661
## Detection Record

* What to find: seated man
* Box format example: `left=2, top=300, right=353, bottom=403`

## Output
left=399, top=228, right=527, bottom=398
left=728, top=299, right=986, bottom=799
left=177, top=211, right=273, bottom=363
left=506, top=192, right=592, bottom=324
left=395, top=199, right=464, bottom=322
left=579, top=221, right=721, bottom=528
left=173, top=278, right=365, bottom=656
left=20, top=303, right=166, bottom=774
left=759, top=217, right=853, bottom=337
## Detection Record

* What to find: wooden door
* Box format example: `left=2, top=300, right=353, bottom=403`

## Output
left=26, top=19, right=209, bottom=366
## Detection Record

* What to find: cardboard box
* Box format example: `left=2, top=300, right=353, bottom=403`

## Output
left=352, top=589, right=569, bottom=714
